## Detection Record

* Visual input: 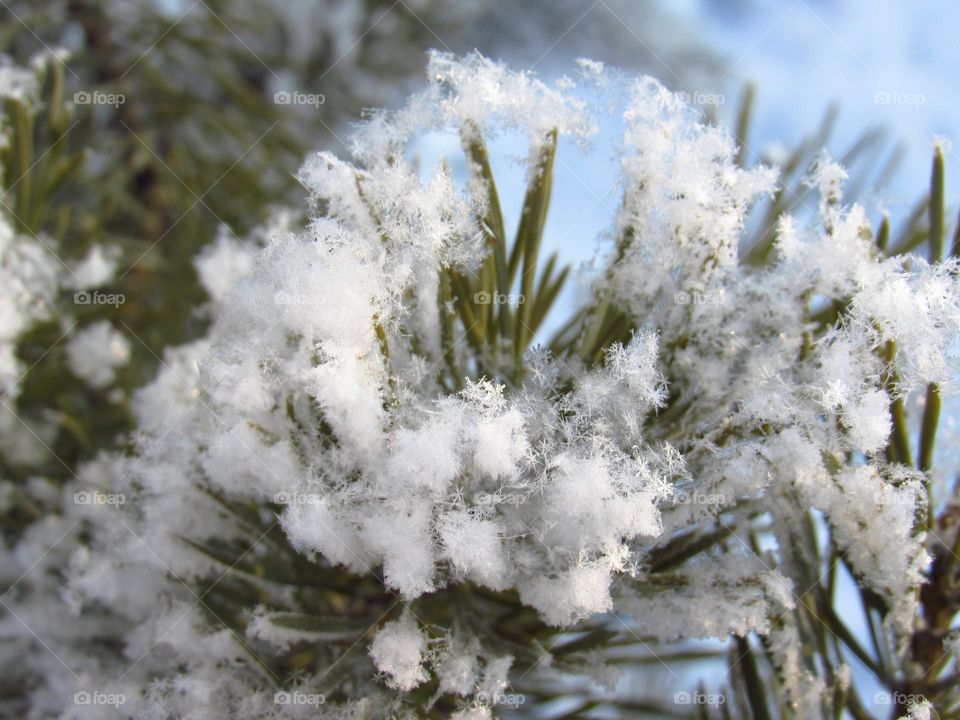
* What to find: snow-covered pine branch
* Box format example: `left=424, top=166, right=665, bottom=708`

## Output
left=9, top=52, right=957, bottom=719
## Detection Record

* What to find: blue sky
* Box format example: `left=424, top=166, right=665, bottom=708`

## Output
left=683, top=0, right=959, bottom=221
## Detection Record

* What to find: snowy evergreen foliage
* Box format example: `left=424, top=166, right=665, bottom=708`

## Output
left=3, top=52, right=960, bottom=720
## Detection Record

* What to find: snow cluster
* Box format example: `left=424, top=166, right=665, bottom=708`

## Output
left=65, top=321, right=131, bottom=389
left=5, top=53, right=957, bottom=717
left=0, top=210, right=60, bottom=396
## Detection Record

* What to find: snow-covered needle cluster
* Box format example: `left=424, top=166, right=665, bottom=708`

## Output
left=5, top=52, right=960, bottom=719
left=0, top=54, right=128, bottom=460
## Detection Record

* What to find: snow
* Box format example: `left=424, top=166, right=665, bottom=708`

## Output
left=369, top=613, right=430, bottom=692
left=65, top=321, right=131, bottom=389
left=11, top=50, right=958, bottom=718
